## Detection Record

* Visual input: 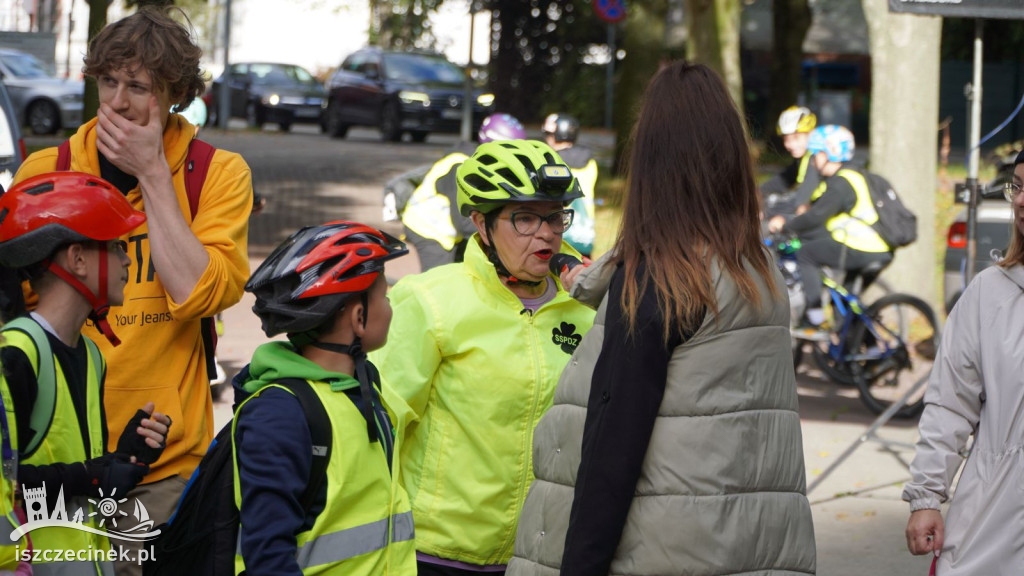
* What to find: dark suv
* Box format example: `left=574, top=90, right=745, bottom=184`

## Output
left=324, top=48, right=494, bottom=142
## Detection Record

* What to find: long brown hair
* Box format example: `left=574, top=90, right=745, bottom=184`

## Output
left=613, top=61, right=776, bottom=342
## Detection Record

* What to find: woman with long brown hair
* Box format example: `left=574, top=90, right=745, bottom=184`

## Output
left=507, top=61, right=816, bottom=576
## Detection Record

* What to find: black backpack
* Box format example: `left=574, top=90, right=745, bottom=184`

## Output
left=143, top=378, right=332, bottom=576
left=861, top=171, right=918, bottom=249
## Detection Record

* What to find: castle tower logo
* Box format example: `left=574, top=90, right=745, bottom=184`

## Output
left=10, top=482, right=161, bottom=543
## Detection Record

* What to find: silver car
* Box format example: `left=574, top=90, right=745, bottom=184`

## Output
left=0, top=48, right=83, bottom=135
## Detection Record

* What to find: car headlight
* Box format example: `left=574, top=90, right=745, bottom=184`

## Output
left=264, top=93, right=280, bottom=106
left=476, top=93, right=495, bottom=107
left=399, top=91, right=430, bottom=107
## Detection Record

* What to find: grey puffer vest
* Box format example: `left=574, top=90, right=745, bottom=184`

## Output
left=508, top=253, right=816, bottom=576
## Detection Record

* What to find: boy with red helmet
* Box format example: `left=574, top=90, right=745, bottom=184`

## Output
left=232, top=221, right=416, bottom=575
left=0, top=172, right=171, bottom=573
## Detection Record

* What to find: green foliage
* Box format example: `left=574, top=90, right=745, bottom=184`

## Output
left=487, top=0, right=609, bottom=123
left=370, top=0, right=448, bottom=50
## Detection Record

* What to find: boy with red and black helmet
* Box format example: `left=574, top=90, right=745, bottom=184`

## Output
left=0, top=172, right=171, bottom=573
left=232, top=221, right=416, bottom=576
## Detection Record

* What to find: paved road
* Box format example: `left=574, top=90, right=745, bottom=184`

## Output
left=37, top=125, right=937, bottom=576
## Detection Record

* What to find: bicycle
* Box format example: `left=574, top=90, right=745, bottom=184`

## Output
left=770, top=235, right=939, bottom=418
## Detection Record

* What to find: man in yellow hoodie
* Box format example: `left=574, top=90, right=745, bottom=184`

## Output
left=12, top=8, right=252, bottom=575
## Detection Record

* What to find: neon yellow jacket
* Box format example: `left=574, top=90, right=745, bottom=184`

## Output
left=14, top=115, right=253, bottom=482
left=373, top=238, right=596, bottom=566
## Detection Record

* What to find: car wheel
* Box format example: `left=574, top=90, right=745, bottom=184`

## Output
left=326, top=102, right=349, bottom=138
left=380, top=101, right=402, bottom=142
left=410, top=130, right=429, bottom=143
left=246, top=102, right=264, bottom=129
left=27, top=100, right=59, bottom=135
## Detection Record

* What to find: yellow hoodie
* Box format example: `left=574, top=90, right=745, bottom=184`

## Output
left=14, top=115, right=253, bottom=481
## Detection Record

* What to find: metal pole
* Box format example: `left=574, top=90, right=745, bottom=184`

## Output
left=964, top=20, right=984, bottom=285
left=605, top=23, right=615, bottom=129
left=460, top=3, right=476, bottom=142
left=65, top=0, right=73, bottom=78
left=218, top=0, right=232, bottom=130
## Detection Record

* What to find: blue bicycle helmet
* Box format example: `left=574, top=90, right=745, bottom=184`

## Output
left=807, top=125, right=855, bottom=163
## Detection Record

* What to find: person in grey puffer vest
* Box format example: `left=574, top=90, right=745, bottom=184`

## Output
left=507, top=60, right=817, bottom=576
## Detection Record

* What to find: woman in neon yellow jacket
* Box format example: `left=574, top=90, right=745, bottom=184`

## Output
left=374, top=140, right=596, bottom=575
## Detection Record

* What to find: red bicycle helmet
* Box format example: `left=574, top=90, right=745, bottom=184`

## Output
left=0, top=172, right=145, bottom=268
left=246, top=221, right=408, bottom=337
left=0, top=171, right=146, bottom=346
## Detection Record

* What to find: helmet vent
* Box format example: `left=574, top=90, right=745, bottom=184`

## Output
left=477, top=154, right=499, bottom=166
left=464, top=173, right=497, bottom=192
left=494, top=168, right=523, bottom=187
left=0, top=207, right=7, bottom=226
left=356, top=248, right=372, bottom=257
left=514, top=154, right=536, bottom=173
left=23, top=183, right=54, bottom=196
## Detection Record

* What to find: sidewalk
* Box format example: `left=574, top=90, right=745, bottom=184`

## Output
left=212, top=257, right=935, bottom=575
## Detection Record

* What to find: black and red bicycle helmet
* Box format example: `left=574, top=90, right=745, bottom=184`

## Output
left=246, top=221, right=408, bottom=337
left=0, top=171, right=146, bottom=345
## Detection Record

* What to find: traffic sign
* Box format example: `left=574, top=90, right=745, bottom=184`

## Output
left=593, top=0, right=627, bottom=24
left=889, top=0, right=1024, bottom=19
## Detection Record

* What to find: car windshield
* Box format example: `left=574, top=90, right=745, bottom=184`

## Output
left=248, top=64, right=317, bottom=86
left=0, top=52, right=50, bottom=79
left=382, top=54, right=464, bottom=84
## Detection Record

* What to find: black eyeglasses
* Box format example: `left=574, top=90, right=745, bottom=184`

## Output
left=1004, top=182, right=1023, bottom=202
left=505, top=209, right=574, bottom=235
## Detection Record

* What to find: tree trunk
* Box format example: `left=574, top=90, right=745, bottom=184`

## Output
left=684, top=0, right=743, bottom=116
left=769, top=0, right=811, bottom=136
left=83, top=0, right=109, bottom=123
left=861, top=0, right=942, bottom=307
left=612, top=0, right=670, bottom=174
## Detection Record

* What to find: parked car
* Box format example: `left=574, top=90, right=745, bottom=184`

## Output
left=324, top=48, right=495, bottom=142
left=204, top=62, right=325, bottom=131
left=0, top=48, right=83, bottom=135
left=943, top=154, right=1016, bottom=312
left=0, top=80, right=25, bottom=189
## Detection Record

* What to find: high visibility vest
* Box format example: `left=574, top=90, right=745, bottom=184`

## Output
left=0, top=395, right=24, bottom=572
left=810, top=168, right=890, bottom=253
left=233, top=380, right=416, bottom=575
left=401, top=153, right=467, bottom=251
left=0, top=320, right=112, bottom=576
left=796, top=153, right=811, bottom=185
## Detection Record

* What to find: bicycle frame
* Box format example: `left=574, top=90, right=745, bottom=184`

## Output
left=820, top=275, right=898, bottom=365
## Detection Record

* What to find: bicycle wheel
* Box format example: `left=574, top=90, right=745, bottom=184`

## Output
left=848, top=294, right=938, bottom=418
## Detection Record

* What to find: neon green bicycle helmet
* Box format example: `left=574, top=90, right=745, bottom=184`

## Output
left=456, top=140, right=583, bottom=216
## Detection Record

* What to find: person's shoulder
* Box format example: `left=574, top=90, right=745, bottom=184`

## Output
left=15, top=147, right=59, bottom=182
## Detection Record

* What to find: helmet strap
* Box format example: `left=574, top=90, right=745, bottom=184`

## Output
left=480, top=229, right=543, bottom=288
left=44, top=249, right=121, bottom=347
left=311, top=337, right=379, bottom=443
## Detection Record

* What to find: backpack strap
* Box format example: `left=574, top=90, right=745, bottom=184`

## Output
left=56, top=140, right=71, bottom=171
left=274, top=378, right=333, bottom=514
left=184, top=139, right=215, bottom=221
left=1, top=317, right=56, bottom=457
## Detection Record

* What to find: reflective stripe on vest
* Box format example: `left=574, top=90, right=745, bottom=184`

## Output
left=0, top=324, right=111, bottom=568
left=810, top=169, right=889, bottom=253
left=400, top=153, right=466, bottom=251
left=233, top=380, right=416, bottom=575
left=30, top=559, right=114, bottom=576
left=796, top=153, right=811, bottom=185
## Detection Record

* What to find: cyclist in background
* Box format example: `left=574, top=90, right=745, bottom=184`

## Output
left=542, top=113, right=596, bottom=258
left=383, top=113, right=526, bottom=271
left=770, top=125, right=892, bottom=329
left=761, top=106, right=820, bottom=222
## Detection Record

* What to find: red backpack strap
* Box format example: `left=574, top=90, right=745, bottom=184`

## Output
left=56, top=140, right=71, bottom=171
left=184, top=139, right=216, bottom=221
